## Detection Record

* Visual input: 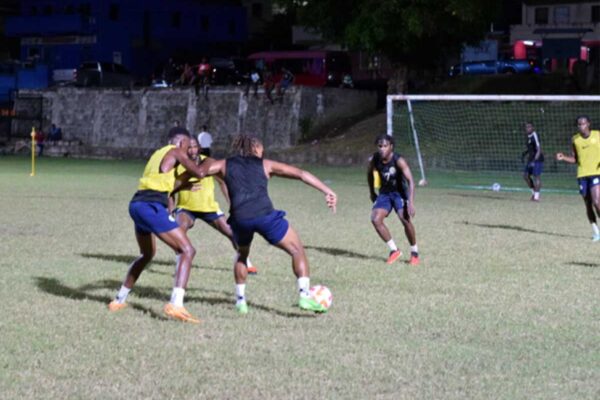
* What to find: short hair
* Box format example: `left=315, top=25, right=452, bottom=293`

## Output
left=168, top=127, right=191, bottom=141
left=374, top=134, right=394, bottom=147
left=576, top=115, right=591, bottom=125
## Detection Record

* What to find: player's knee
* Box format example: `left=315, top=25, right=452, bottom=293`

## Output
left=180, top=243, right=196, bottom=259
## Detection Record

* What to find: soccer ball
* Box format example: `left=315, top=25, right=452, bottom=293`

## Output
left=491, top=182, right=501, bottom=192
left=309, top=285, right=333, bottom=310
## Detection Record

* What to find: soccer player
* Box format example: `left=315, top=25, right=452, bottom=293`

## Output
left=170, top=136, right=258, bottom=274
left=556, top=116, right=600, bottom=241
left=198, top=134, right=337, bottom=314
left=108, top=127, right=207, bottom=323
left=367, top=134, right=420, bottom=265
left=522, top=122, right=544, bottom=202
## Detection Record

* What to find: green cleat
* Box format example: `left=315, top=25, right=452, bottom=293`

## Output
left=236, top=302, right=249, bottom=315
left=298, top=297, right=327, bottom=313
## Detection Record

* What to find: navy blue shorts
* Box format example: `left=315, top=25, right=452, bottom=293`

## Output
left=578, top=176, right=600, bottom=196
left=524, top=161, right=543, bottom=177
left=175, top=208, right=224, bottom=224
left=228, top=210, right=289, bottom=247
left=373, top=192, right=405, bottom=214
left=129, top=201, right=179, bottom=235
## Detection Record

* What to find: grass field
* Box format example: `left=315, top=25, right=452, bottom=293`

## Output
left=1, top=156, right=598, bottom=399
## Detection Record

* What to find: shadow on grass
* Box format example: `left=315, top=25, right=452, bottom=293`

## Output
left=449, top=193, right=517, bottom=201
left=567, top=261, right=599, bottom=268
left=79, top=253, right=230, bottom=272
left=305, top=245, right=380, bottom=261
left=460, top=221, right=580, bottom=239
left=34, top=277, right=314, bottom=320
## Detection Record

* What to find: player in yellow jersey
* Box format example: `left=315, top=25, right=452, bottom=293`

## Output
left=170, top=137, right=258, bottom=274
left=108, top=127, right=207, bottom=323
left=556, top=116, right=600, bottom=241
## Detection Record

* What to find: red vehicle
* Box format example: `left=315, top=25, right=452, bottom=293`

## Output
left=247, top=51, right=352, bottom=87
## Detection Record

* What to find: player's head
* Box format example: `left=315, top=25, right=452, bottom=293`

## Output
left=524, top=122, right=534, bottom=134
left=187, top=136, right=200, bottom=161
left=374, top=134, right=394, bottom=158
left=231, top=134, right=263, bottom=158
left=168, top=127, right=191, bottom=148
left=576, top=116, right=591, bottom=134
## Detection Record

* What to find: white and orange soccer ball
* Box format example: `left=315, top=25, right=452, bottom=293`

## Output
left=309, top=285, right=333, bottom=310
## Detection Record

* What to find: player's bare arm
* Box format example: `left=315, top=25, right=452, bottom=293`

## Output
left=556, top=143, right=577, bottom=164
left=264, top=159, right=337, bottom=213
left=398, top=157, right=416, bottom=217
left=367, top=160, right=377, bottom=202
left=166, top=147, right=207, bottom=179
left=197, top=157, right=226, bottom=178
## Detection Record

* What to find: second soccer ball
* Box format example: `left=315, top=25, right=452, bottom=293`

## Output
left=309, top=285, right=333, bottom=310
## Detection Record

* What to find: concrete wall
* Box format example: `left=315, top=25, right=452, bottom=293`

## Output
left=13, top=86, right=377, bottom=159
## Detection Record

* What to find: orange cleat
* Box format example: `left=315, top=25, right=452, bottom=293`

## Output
left=163, top=303, right=201, bottom=324
left=386, top=250, right=402, bottom=264
left=408, top=254, right=420, bottom=266
left=108, top=300, right=128, bottom=312
left=247, top=265, right=258, bottom=275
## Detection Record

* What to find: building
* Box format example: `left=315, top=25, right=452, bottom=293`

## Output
left=5, top=0, right=248, bottom=83
left=510, top=0, right=600, bottom=71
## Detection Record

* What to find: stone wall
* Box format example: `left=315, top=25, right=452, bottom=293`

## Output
left=13, top=85, right=377, bottom=159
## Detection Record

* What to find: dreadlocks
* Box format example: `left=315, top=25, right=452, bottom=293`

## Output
left=231, top=134, right=262, bottom=157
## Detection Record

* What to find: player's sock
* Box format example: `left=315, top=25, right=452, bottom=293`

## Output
left=533, top=192, right=540, bottom=200
left=410, top=245, right=419, bottom=255
left=592, top=223, right=600, bottom=237
left=297, top=277, right=310, bottom=298
left=247, top=258, right=253, bottom=268
left=386, top=239, right=398, bottom=252
left=115, top=285, right=131, bottom=304
left=170, top=287, right=185, bottom=307
left=235, top=284, right=246, bottom=304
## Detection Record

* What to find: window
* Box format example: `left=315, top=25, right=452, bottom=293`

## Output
left=592, top=6, right=600, bottom=23
left=553, top=6, right=569, bottom=24
left=535, top=7, right=548, bottom=24
left=109, top=4, right=119, bottom=21
left=201, top=16, right=210, bottom=32
left=228, top=20, right=236, bottom=35
left=172, top=12, right=181, bottom=28
left=252, top=3, right=263, bottom=18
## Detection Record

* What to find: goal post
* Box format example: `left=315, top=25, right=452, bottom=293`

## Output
left=387, top=94, right=600, bottom=190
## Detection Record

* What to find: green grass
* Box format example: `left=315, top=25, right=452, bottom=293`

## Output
left=1, top=156, right=599, bottom=399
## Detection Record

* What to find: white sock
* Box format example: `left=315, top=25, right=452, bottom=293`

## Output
left=592, top=223, right=600, bottom=236
left=533, top=192, right=540, bottom=200
left=386, top=239, right=398, bottom=252
left=297, top=277, right=310, bottom=298
left=170, top=287, right=185, bottom=307
left=115, top=285, right=131, bottom=303
left=246, top=258, right=253, bottom=268
left=235, top=284, right=246, bottom=304
left=410, top=245, right=419, bottom=254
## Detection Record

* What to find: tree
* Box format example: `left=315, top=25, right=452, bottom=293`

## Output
left=277, top=0, right=501, bottom=93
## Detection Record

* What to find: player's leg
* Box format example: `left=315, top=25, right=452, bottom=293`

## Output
left=580, top=178, right=600, bottom=241
left=175, top=209, right=195, bottom=232
left=207, top=214, right=258, bottom=274
left=371, top=197, right=401, bottom=264
left=531, top=162, right=543, bottom=201
left=398, top=206, right=419, bottom=265
left=108, top=231, right=156, bottom=311
left=589, top=183, right=600, bottom=241
left=233, top=244, right=250, bottom=314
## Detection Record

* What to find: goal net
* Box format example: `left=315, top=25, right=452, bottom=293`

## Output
left=387, top=94, right=600, bottom=190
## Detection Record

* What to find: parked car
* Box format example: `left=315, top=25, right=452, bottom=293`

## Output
left=75, top=61, right=134, bottom=87
left=209, top=57, right=251, bottom=86
left=449, top=59, right=534, bottom=77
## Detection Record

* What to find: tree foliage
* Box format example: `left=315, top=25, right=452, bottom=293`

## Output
left=277, top=0, right=501, bottom=68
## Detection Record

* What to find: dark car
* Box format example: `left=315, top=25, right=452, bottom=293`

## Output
left=449, top=59, right=534, bottom=77
left=209, top=57, right=251, bottom=86
left=75, top=61, right=134, bottom=87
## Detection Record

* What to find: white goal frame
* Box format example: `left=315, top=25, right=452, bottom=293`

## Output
left=386, top=94, right=600, bottom=185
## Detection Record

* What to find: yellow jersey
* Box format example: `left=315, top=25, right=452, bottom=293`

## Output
left=176, top=155, right=222, bottom=213
left=137, top=145, right=177, bottom=192
left=573, top=130, right=600, bottom=178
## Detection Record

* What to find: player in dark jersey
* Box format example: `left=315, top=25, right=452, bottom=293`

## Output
left=108, top=127, right=208, bottom=324
left=198, top=134, right=337, bottom=314
left=367, top=134, right=419, bottom=265
left=522, top=122, right=544, bottom=201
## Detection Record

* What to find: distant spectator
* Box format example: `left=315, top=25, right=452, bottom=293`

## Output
left=163, top=57, right=179, bottom=84
left=48, top=123, right=62, bottom=143
left=195, top=57, right=212, bottom=100
left=34, top=127, right=45, bottom=156
left=262, top=69, right=275, bottom=105
left=197, top=125, right=213, bottom=157
left=277, top=67, right=295, bottom=102
left=244, top=67, right=261, bottom=98
left=178, top=63, right=194, bottom=86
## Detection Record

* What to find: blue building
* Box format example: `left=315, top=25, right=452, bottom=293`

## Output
left=5, top=0, right=248, bottom=82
